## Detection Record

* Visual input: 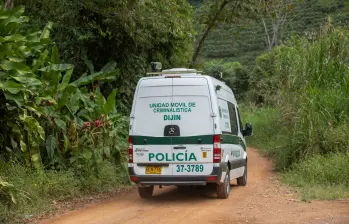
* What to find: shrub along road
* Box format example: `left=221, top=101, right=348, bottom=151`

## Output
left=39, top=148, right=349, bottom=224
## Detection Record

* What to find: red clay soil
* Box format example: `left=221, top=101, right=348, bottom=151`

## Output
left=37, top=148, right=349, bottom=224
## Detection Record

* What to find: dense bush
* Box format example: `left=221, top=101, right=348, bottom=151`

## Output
left=248, top=24, right=349, bottom=168
left=203, top=60, right=250, bottom=99
left=241, top=23, right=349, bottom=200
left=0, top=6, right=129, bottom=220
left=282, top=153, right=349, bottom=200
left=15, top=0, right=195, bottom=114
left=0, top=159, right=127, bottom=223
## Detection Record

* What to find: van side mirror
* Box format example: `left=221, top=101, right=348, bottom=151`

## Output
left=243, top=123, right=253, bottom=137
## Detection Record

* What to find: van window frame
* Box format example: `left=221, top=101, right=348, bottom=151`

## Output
left=236, top=107, right=243, bottom=135
left=226, top=102, right=238, bottom=136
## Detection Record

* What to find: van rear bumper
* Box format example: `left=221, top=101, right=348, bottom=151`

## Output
left=128, top=167, right=223, bottom=186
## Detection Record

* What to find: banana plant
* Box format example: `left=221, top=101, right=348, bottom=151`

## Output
left=0, top=6, right=121, bottom=169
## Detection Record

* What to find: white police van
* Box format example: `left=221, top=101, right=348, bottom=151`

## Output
left=128, top=67, right=252, bottom=199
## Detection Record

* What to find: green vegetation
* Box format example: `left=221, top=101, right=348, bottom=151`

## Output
left=0, top=1, right=194, bottom=222
left=15, top=0, right=194, bottom=114
left=192, top=0, right=349, bottom=201
left=200, top=0, right=349, bottom=67
left=203, top=60, right=249, bottom=99
left=1, top=0, right=349, bottom=222
left=241, top=23, right=349, bottom=200
left=282, top=153, right=349, bottom=201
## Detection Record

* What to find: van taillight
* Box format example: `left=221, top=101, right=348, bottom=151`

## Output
left=128, top=136, right=133, bottom=163
left=213, top=135, right=221, bottom=163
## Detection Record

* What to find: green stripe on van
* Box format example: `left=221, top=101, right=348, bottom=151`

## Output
left=221, top=134, right=246, bottom=151
left=132, top=134, right=246, bottom=151
left=132, top=135, right=213, bottom=145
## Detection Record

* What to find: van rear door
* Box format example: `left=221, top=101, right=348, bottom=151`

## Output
left=171, top=77, right=214, bottom=176
left=131, top=78, right=173, bottom=176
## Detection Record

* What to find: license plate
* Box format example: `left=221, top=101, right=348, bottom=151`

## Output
left=145, top=166, right=162, bottom=174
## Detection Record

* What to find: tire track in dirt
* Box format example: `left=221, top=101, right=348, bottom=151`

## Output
left=39, top=148, right=349, bottom=224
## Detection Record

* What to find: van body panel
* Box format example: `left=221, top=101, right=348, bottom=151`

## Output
left=128, top=72, right=248, bottom=187
left=171, top=77, right=214, bottom=175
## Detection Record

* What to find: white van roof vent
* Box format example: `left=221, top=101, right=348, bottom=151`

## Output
left=146, top=68, right=202, bottom=76
left=160, top=68, right=201, bottom=76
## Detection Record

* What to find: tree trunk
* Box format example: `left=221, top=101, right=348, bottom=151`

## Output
left=190, top=0, right=229, bottom=67
left=4, top=0, right=14, bottom=9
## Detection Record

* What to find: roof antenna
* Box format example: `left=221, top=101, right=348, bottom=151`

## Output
left=151, top=62, right=162, bottom=72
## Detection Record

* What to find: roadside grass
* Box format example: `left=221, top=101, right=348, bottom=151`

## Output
left=282, top=153, right=349, bottom=201
left=240, top=103, right=288, bottom=159
left=241, top=104, right=349, bottom=201
left=0, top=160, right=129, bottom=224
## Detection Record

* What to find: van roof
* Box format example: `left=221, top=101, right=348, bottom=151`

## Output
left=140, top=70, right=237, bottom=105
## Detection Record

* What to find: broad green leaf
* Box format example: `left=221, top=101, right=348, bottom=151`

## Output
left=96, top=88, right=106, bottom=109
left=32, top=49, right=49, bottom=72
left=55, top=119, right=66, bottom=131
left=8, top=57, right=24, bottom=62
left=37, top=125, right=45, bottom=141
left=23, top=116, right=45, bottom=140
left=101, top=61, right=117, bottom=73
left=104, top=89, right=117, bottom=115
left=4, top=91, right=24, bottom=106
left=51, top=45, right=59, bottom=64
left=57, top=93, right=69, bottom=110
left=25, top=106, right=42, bottom=117
left=84, top=57, right=94, bottom=74
left=46, top=135, right=57, bottom=158
left=1, top=61, right=32, bottom=75
left=58, top=69, right=73, bottom=92
left=2, top=34, right=25, bottom=42
left=69, top=91, right=81, bottom=115
left=40, top=21, right=53, bottom=40
left=10, top=6, right=25, bottom=18
left=1, top=80, right=25, bottom=94
left=72, top=70, right=118, bottom=87
left=39, top=64, right=74, bottom=72
left=12, top=76, right=42, bottom=87
left=20, top=140, right=27, bottom=152
left=57, top=86, right=75, bottom=110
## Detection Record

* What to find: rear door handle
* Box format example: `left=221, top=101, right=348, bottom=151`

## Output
left=173, top=146, right=186, bottom=150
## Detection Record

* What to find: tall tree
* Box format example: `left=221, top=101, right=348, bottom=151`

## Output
left=4, top=0, right=13, bottom=9
left=191, top=0, right=254, bottom=66
left=15, top=0, right=194, bottom=114
left=256, top=0, right=297, bottom=50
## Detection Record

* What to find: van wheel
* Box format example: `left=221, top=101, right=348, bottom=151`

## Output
left=237, top=164, right=247, bottom=186
left=138, top=186, right=154, bottom=198
left=216, top=171, right=230, bottom=199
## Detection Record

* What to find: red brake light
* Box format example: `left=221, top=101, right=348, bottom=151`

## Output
left=213, top=135, right=221, bottom=163
left=207, top=176, right=217, bottom=181
left=213, top=135, right=221, bottom=143
left=130, top=176, right=139, bottom=182
left=128, top=137, right=133, bottom=163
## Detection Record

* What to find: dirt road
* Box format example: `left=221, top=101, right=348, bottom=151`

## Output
left=40, top=148, right=349, bottom=224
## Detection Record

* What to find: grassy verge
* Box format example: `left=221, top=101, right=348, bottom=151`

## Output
left=0, top=161, right=129, bottom=223
left=241, top=104, right=349, bottom=201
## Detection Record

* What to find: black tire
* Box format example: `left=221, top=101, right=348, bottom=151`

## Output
left=237, top=163, right=247, bottom=186
left=138, top=186, right=154, bottom=198
left=216, top=171, right=230, bottom=199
